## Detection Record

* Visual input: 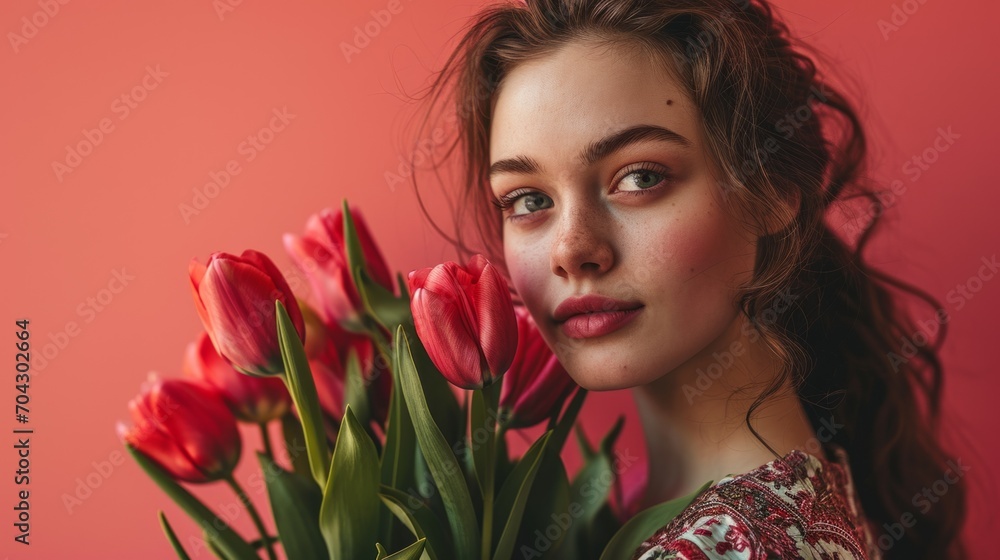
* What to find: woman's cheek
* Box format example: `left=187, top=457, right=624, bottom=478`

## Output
left=505, top=237, right=550, bottom=311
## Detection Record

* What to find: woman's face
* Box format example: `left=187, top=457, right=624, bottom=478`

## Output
left=489, top=40, right=760, bottom=391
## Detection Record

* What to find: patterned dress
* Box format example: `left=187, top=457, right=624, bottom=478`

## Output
left=630, top=443, right=882, bottom=559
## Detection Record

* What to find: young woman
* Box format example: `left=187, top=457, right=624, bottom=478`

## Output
left=406, top=0, right=968, bottom=557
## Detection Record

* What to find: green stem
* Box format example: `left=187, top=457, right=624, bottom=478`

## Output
left=481, top=440, right=495, bottom=560
left=480, top=381, right=503, bottom=560
left=259, top=423, right=274, bottom=462
left=366, top=322, right=393, bottom=371
left=225, top=474, right=277, bottom=560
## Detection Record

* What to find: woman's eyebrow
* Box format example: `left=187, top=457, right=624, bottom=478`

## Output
left=489, top=124, right=692, bottom=179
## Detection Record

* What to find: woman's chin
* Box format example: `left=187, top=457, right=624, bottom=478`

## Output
left=570, top=372, right=645, bottom=392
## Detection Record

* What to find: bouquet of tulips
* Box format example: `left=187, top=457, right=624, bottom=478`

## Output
left=117, top=200, right=708, bottom=560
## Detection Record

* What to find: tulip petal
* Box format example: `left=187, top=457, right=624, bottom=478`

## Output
left=286, top=215, right=360, bottom=326
left=126, top=394, right=206, bottom=482
left=411, top=286, right=482, bottom=388
left=200, top=258, right=285, bottom=374
left=407, top=267, right=432, bottom=294
left=471, top=260, right=518, bottom=380
left=188, top=259, right=215, bottom=346
left=239, top=249, right=305, bottom=339
left=156, top=381, right=241, bottom=481
left=499, top=307, right=577, bottom=428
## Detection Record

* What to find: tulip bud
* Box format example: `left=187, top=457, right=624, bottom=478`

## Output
left=500, top=306, right=578, bottom=428
left=189, top=249, right=305, bottom=377
left=184, top=331, right=292, bottom=424
left=283, top=206, right=393, bottom=330
left=407, top=254, right=518, bottom=390
left=117, top=375, right=241, bottom=483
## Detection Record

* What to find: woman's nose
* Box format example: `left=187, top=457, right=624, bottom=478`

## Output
left=549, top=204, right=615, bottom=278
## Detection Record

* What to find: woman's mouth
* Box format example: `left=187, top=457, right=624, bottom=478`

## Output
left=559, top=306, right=644, bottom=339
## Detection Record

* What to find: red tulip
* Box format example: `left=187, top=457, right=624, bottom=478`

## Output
left=283, top=206, right=394, bottom=329
left=189, top=249, right=305, bottom=377
left=499, top=306, right=578, bottom=428
left=407, top=254, right=518, bottom=390
left=310, top=358, right=345, bottom=442
left=117, top=375, right=241, bottom=483
left=300, top=302, right=392, bottom=427
left=184, top=331, right=292, bottom=424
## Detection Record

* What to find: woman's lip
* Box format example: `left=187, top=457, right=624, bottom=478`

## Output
left=559, top=307, right=643, bottom=339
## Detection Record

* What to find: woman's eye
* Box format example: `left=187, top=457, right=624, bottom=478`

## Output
left=511, top=192, right=553, bottom=216
left=618, top=169, right=666, bottom=192
left=497, top=164, right=670, bottom=221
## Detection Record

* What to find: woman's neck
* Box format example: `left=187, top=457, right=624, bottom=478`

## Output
left=630, top=313, right=820, bottom=510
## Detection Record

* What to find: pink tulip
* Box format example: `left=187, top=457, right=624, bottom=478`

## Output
left=283, top=206, right=394, bottom=329
left=407, top=254, right=518, bottom=390
left=189, top=249, right=305, bottom=377
left=499, top=306, right=578, bottom=428
left=184, top=331, right=292, bottom=424
left=117, top=375, right=241, bottom=483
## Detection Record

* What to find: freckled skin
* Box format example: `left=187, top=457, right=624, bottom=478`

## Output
left=488, top=39, right=818, bottom=506
left=490, top=40, right=757, bottom=391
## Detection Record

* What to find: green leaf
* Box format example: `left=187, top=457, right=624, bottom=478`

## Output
left=394, top=325, right=480, bottom=559
left=357, top=265, right=412, bottom=333
left=563, top=443, right=613, bottom=555
left=344, top=345, right=373, bottom=430
left=563, top=417, right=626, bottom=557
left=380, top=341, right=418, bottom=550
left=598, top=479, right=715, bottom=560
left=158, top=511, right=193, bottom=560
left=123, top=444, right=258, bottom=560
left=320, top=405, right=382, bottom=559
left=281, top=411, right=313, bottom=480
left=203, top=531, right=231, bottom=560
left=276, top=299, right=331, bottom=488
left=597, top=416, right=625, bottom=456
left=574, top=424, right=597, bottom=460
left=412, top=442, right=450, bottom=518
left=549, top=388, right=588, bottom=458
left=401, top=320, right=463, bottom=446
left=583, top=504, right=620, bottom=559
left=492, top=431, right=552, bottom=560
left=256, top=452, right=328, bottom=560
left=379, top=485, right=450, bottom=560
left=501, top=450, right=571, bottom=558
left=376, top=538, right=427, bottom=560
left=341, top=199, right=410, bottom=333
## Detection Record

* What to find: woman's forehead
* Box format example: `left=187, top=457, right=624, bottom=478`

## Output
left=489, top=40, right=699, bottom=164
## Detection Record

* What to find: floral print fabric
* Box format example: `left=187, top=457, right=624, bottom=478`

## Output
left=631, top=444, right=882, bottom=560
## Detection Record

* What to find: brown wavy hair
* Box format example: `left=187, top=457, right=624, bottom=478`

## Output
left=398, top=0, right=969, bottom=557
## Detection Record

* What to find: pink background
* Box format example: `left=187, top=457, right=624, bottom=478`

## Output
left=2, top=0, right=997, bottom=557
